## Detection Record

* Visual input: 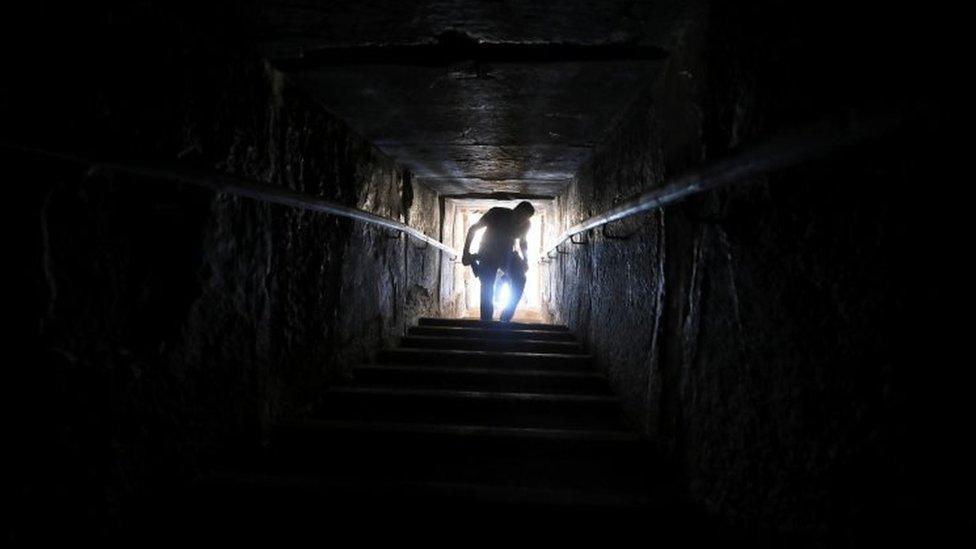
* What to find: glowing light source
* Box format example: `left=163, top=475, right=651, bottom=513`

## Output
left=494, top=280, right=513, bottom=311
left=469, top=227, right=486, bottom=254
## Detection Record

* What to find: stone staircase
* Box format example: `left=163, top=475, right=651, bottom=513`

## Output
left=148, top=318, right=716, bottom=539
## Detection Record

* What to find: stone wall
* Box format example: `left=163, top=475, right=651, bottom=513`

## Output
left=5, top=2, right=442, bottom=539
left=438, top=197, right=467, bottom=318
left=544, top=2, right=950, bottom=545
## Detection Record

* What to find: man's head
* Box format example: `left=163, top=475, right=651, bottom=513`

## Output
left=514, top=201, right=535, bottom=219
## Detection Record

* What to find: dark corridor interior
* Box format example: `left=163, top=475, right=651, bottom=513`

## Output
left=2, top=0, right=962, bottom=545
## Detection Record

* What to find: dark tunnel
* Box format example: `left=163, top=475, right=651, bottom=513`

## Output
left=2, top=0, right=963, bottom=545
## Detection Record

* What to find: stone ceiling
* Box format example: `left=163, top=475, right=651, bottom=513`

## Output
left=257, top=1, right=694, bottom=197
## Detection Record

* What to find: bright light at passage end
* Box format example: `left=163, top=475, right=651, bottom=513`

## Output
left=494, top=281, right=513, bottom=310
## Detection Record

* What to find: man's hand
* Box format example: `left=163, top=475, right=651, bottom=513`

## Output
left=461, top=252, right=474, bottom=266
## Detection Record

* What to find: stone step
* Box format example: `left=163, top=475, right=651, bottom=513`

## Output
left=195, top=472, right=655, bottom=510
left=316, top=386, right=627, bottom=430
left=401, top=334, right=584, bottom=354
left=418, top=317, right=569, bottom=332
left=270, top=419, right=645, bottom=463
left=174, top=471, right=664, bottom=538
left=352, top=364, right=610, bottom=394
left=409, top=324, right=577, bottom=342
left=378, top=347, right=591, bottom=371
left=252, top=419, right=657, bottom=493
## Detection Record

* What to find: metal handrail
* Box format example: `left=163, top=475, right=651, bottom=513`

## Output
left=3, top=144, right=460, bottom=259
left=543, top=117, right=896, bottom=259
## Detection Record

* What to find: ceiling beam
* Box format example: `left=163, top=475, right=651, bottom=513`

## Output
left=272, top=33, right=667, bottom=70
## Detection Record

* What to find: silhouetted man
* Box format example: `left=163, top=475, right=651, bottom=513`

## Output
left=461, top=202, right=535, bottom=322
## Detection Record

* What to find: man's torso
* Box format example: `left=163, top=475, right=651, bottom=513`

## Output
left=478, top=207, right=528, bottom=265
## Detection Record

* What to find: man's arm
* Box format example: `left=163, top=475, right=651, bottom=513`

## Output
left=462, top=219, right=485, bottom=266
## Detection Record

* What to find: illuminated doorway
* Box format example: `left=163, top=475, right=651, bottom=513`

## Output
left=448, top=199, right=548, bottom=322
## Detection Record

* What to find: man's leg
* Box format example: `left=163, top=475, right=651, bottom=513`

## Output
left=477, top=266, right=497, bottom=321
left=499, top=267, right=526, bottom=322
